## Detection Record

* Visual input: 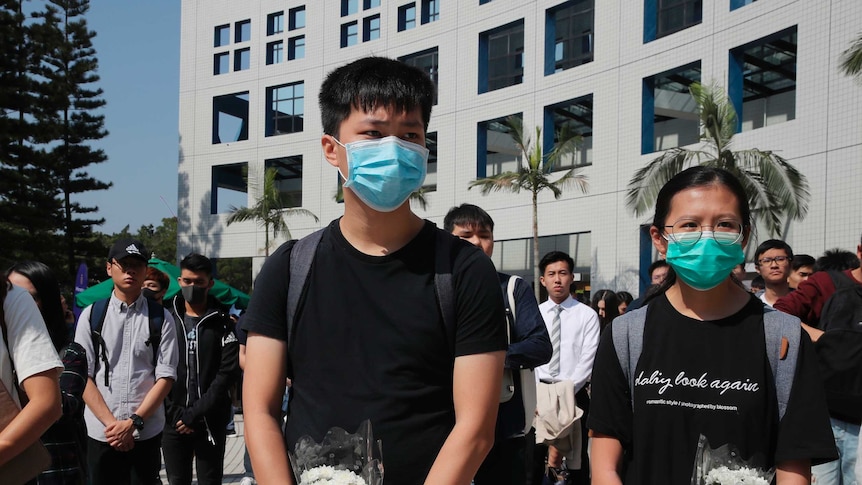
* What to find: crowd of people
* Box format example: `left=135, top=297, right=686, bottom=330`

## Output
left=2, top=55, right=862, bottom=485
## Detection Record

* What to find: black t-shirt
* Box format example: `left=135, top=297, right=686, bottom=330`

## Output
left=242, top=219, right=507, bottom=484
left=183, top=315, right=200, bottom=405
left=588, top=293, right=836, bottom=484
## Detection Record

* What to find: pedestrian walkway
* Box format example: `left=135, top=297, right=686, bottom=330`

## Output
left=159, top=413, right=250, bottom=484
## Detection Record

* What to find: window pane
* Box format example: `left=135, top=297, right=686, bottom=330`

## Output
left=214, top=52, right=229, bottom=75
left=267, top=82, right=305, bottom=136
left=398, top=4, right=417, bottom=31
left=267, top=41, right=283, bottom=65
left=235, top=20, right=251, bottom=42
left=211, top=163, right=248, bottom=214
left=290, top=6, right=306, bottom=30
left=264, top=156, right=304, bottom=208
left=363, top=15, right=380, bottom=41
left=289, top=36, right=305, bottom=60
left=545, top=95, right=594, bottom=168
left=341, top=22, right=358, bottom=47
left=483, top=21, right=524, bottom=92
left=215, top=24, right=230, bottom=47
left=364, top=0, right=381, bottom=8
left=234, top=48, right=250, bottom=71
left=212, top=92, right=249, bottom=144
left=550, top=0, right=594, bottom=73
left=267, top=12, right=284, bottom=35
left=342, top=0, right=359, bottom=16
left=400, top=47, right=438, bottom=104
left=735, top=27, right=797, bottom=131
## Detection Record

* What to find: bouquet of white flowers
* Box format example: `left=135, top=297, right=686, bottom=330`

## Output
left=691, top=435, right=774, bottom=485
left=289, top=420, right=383, bottom=485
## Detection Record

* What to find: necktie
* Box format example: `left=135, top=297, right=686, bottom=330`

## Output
left=550, top=304, right=562, bottom=377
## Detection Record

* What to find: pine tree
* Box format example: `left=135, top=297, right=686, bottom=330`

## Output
left=0, top=0, right=64, bottom=271
left=34, top=0, right=110, bottom=278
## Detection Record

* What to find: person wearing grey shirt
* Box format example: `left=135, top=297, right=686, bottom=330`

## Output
left=74, top=239, right=179, bottom=485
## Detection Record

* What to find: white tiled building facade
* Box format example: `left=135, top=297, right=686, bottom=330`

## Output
left=178, top=0, right=862, bottom=296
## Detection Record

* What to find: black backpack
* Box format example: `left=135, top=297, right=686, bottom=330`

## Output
left=89, top=297, right=164, bottom=386
left=813, top=270, right=862, bottom=420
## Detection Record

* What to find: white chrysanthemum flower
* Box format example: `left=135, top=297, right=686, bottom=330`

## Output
left=705, top=465, right=771, bottom=485
left=299, top=465, right=368, bottom=485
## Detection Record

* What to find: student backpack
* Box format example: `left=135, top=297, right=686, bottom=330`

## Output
left=812, top=270, right=862, bottom=420
left=611, top=304, right=800, bottom=421
left=90, top=297, right=164, bottom=386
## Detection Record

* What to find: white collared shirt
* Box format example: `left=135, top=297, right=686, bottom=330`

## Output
left=534, top=295, right=600, bottom=393
left=75, top=292, right=178, bottom=441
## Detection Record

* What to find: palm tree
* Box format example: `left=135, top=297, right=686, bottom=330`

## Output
left=226, top=167, right=318, bottom=256
left=470, top=116, right=589, bottom=300
left=840, top=32, right=862, bottom=80
left=625, top=82, right=809, bottom=238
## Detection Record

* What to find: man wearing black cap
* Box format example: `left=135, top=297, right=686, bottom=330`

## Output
left=74, top=239, right=179, bottom=485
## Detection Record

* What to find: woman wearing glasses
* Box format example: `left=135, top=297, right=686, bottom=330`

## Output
left=588, top=167, right=836, bottom=484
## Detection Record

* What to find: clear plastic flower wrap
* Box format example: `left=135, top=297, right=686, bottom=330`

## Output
left=289, top=420, right=384, bottom=485
left=691, top=435, right=775, bottom=485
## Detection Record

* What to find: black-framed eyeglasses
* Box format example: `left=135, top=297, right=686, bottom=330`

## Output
left=663, top=218, right=744, bottom=247
left=757, top=256, right=792, bottom=266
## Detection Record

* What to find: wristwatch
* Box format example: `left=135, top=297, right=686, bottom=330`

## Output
left=129, top=413, right=145, bottom=431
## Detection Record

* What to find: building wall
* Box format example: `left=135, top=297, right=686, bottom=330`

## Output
left=178, top=0, right=862, bottom=294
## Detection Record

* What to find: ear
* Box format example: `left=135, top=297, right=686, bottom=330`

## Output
left=105, top=261, right=112, bottom=277
left=207, top=278, right=215, bottom=289
left=650, top=225, right=668, bottom=257
left=321, top=134, right=340, bottom=168
left=539, top=275, right=547, bottom=288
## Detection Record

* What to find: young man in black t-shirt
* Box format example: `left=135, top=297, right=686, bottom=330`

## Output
left=241, top=57, right=507, bottom=485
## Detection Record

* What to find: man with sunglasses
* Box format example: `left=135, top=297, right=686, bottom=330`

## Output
left=74, top=239, right=179, bottom=485
left=753, top=239, right=794, bottom=307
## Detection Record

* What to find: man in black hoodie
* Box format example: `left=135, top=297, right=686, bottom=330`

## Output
left=163, top=253, right=240, bottom=485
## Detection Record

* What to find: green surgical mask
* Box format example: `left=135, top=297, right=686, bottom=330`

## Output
left=665, top=232, right=744, bottom=291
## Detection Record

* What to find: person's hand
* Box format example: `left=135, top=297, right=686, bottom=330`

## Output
left=176, top=420, right=194, bottom=435
left=105, top=419, right=136, bottom=451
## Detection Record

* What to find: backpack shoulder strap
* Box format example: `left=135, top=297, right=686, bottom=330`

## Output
left=90, top=298, right=111, bottom=386
left=763, top=306, right=801, bottom=421
left=827, top=270, right=855, bottom=289
left=433, top=229, right=456, bottom=358
left=612, top=305, right=648, bottom=409
left=146, top=298, right=164, bottom=367
left=504, top=275, right=520, bottom=346
left=287, top=228, right=326, bottom=345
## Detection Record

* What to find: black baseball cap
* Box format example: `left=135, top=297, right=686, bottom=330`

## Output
left=108, top=239, right=149, bottom=263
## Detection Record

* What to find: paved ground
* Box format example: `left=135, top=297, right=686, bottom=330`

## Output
left=159, top=413, right=251, bottom=484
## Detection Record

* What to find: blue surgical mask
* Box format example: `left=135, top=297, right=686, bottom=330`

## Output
left=334, top=136, right=429, bottom=212
left=664, top=232, right=745, bottom=291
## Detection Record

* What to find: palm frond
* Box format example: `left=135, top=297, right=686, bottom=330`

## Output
left=840, top=32, right=862, bottom=80
left=735, top=149, right=809, bottom=220
left=691, top=82, right=737, bottom=154
left=625, top=148, right=705, bottom=216
left=469, top=171, right=524, bottom=194
left=550, top=168, right=589, bottom=197
left=504, top=116, right=529, bottom=160
left=546, top=123, right=583, bottom=173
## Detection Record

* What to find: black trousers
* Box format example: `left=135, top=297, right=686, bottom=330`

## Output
left=87, top=434, right=162, bottom=485
left=474, top=435, right=529, bottom=485
left=161, top=423, right=227, bottom=485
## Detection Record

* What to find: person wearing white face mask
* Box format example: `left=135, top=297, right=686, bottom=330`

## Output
left=588, top=167, right=836, bottom=485
left=241, top=57, right=507, bottom=485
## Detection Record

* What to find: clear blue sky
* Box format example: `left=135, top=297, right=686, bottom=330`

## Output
left=76, top=0, right=181, bottom=234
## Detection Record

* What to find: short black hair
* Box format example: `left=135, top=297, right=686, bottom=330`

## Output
left=539, top=251, right=574, bottom=274
left=814, top=249, right=861, bottom=272
left=648, top=260, right=669, bottom=277
left=754, top=239, right=794, bottom=265
left=791, top=254, right=815, bottom=271
left=319, top=57, right=435, bottom=138
left=180, top=253, right=213, bottom=277
left=616, top=291, right=634, bottom=305
left=443, top=204, right=495, bottom=233
left=750, top=275, right=765, bottom=290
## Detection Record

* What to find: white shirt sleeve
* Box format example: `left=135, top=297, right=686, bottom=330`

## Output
left=1, top=285, right=63, bottom=405
left=569, top=308, right=600, bottom=393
